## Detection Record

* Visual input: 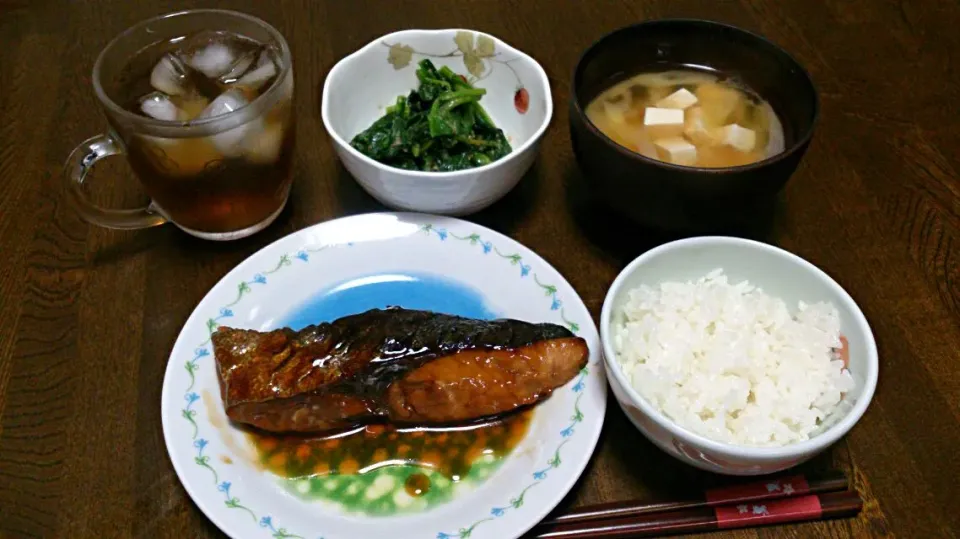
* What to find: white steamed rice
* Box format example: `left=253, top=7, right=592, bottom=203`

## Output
left=613, top=268, right=855, bottom=447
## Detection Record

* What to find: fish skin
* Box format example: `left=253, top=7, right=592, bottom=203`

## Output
left=212, top=307, right=588, bottom=433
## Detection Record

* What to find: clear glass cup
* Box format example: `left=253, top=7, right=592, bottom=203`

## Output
left=63, top=9, right=295, bottom=241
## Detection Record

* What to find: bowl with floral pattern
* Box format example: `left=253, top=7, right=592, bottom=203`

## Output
left=321, top=29, right=552, bottom=215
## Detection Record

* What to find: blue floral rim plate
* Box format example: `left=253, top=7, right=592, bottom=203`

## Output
left=160, top=212, right=607, bottom=539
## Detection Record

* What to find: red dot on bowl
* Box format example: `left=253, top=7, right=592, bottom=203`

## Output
left=514, top=88, right=529, bottom=114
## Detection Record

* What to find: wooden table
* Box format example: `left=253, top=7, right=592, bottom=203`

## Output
left=2, top=1, right=958, bottom=537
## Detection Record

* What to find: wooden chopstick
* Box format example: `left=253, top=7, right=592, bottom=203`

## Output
left=539, top=471, right=848, bottom=527
left=531, top=490, right=862, bottom=538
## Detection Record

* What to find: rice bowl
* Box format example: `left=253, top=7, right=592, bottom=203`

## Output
left=612, top=269, right=855, bottom=448
left=600, top=237, right=878, bottom=475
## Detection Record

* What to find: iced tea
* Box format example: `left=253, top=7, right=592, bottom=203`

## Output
left=105, top=30, right=294, bottom=234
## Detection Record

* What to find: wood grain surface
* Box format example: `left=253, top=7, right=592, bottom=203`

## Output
left=1, top=1, right=958, bottom=538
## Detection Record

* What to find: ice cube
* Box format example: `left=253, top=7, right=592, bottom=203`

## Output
left=198, top=88, right=249, bottom=119
left=198, top=89, right=258, bottom=156
left=170, top=94, right=210, bottom=121
left=244, top=122, right=285, bottom=165
left=138, top=135, right=223, bottom=178
left=236, top=50, right=278, bottom=91
left=150, top=54, right=191, bottom=96
left=217, top=48, right=258, bottom=85
left=140, top=92, right=185, bottom=122
left=188, top=42, right=236, bottom=78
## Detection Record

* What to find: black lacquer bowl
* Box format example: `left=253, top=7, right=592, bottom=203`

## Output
left=569, top=19, right=818, bottom=232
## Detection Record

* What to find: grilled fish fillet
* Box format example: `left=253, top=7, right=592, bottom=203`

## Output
left=211, top=307, right=588, bottom=433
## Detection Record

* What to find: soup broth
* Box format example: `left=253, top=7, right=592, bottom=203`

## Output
left=585, top=69, right=785, bottom=168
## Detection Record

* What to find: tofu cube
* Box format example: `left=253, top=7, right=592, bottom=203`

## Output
left=643, top=107, right=685, bottom=139
left=683, top=107, right=717, bottom=146
left=633, top=132, right=659, bottom=160
left=644, top=107, right=685, bottom=126
left=717, top=123, right=757, bottom=152
left=654, top=137, right=698, bottom=166
left=655, top=88, right=699, bottom=110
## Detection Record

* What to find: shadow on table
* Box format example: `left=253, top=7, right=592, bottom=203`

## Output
left=164, top=199, right=300, bottom=256
left=333, top=157, right=543, bottom=236
left=90, top=227, right=165, bottom=267
left=526, top=392, right=702, bottom=533
left=525, top=391, right=843, bottom=537
left=562, top=166, right=783, bottom=268
left=88, top=158, right=543, bottom=302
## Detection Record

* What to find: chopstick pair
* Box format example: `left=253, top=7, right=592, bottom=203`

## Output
left=531, top=472, right=862, bottom=538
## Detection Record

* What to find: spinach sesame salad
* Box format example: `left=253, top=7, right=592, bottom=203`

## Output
left=349, top=59, right=512, bottom=172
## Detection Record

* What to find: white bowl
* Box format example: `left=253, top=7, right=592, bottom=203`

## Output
left=599, top=237, right=879, bottom=475
left=321, top=29, right=553, bottom=215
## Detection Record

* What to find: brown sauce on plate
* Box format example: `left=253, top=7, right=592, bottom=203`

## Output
left=245, top=410, right=533, bottom=514
left=249, top=410, right=531, bottom=482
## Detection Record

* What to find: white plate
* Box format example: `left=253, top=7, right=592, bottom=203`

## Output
left=161, top=213, right=606, bottom=539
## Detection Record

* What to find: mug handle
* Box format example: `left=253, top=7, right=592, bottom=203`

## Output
left=63, top=133, right=168, bottom=230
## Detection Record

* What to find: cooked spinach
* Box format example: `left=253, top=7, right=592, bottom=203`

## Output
left=350, top=59, right=512, bottom=172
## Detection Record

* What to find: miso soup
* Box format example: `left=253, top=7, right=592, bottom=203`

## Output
left=585, top=69, right=785, bottom=168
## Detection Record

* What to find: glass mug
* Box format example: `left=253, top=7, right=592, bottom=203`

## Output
left=63, top=9, right=295, bottom=241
